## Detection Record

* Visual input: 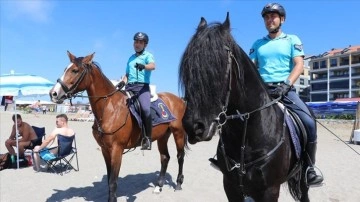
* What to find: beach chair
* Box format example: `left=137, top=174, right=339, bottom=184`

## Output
left=25, top=126, right=46, bottom=151
left=77, top=111, right=91, bottom=122
left=41, top=134, right=79, bottom=175
left=68, top=110, right=84, bottom=121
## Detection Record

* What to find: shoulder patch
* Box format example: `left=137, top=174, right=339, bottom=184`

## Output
left=294, top=44, right=303, bottom=51
left=249, top=48, right=254, bottom=55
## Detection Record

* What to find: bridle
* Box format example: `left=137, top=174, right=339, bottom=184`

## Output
left=55, top=62, right=127, bottom=135
left=212, top=45, right=285, bottom=193
left=56, top=62, right=118, bottom=102
left=56, top=64, right=88, bottom=100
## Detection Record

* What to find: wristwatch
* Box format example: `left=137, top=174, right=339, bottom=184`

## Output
left=284, top=79, right=292, bottom=86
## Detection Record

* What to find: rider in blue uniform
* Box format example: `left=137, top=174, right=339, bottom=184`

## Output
left=117, top=32, right=155, bottom=150
left=249, top=3, right=323, bottom=186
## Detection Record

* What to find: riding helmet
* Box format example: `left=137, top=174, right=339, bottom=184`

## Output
left=133, top=32, right=149, bottom=44
left=261, top=3, right=286, bottom=18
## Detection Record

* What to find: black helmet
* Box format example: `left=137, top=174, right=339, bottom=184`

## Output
left=261, top=3, right=286, bottom=18
left=133, top=32, right=149, bottom=44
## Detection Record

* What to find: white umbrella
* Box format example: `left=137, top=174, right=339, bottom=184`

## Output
left=0, top=72, right=54, bottom=169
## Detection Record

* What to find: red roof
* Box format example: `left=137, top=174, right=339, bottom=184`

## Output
left=334, top=98, right=360, bottom=102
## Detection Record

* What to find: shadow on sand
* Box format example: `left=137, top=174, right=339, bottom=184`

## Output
left=47, top=171, right=176, bottom=202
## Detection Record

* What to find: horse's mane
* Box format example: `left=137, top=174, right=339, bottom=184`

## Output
left=179, top=19, right=261, bottom=116
left=74, top=57, right=114, bottom=87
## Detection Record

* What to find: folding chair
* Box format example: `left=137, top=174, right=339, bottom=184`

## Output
left=41, top=134, right=79, bottom=175
left=25, top=126, right=46, bottom=151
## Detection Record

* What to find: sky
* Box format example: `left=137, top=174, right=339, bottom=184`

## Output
left=1, top=0, right=359, bottom=103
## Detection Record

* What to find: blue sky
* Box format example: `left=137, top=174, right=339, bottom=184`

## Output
left=1, top=0, right=359, bottom=102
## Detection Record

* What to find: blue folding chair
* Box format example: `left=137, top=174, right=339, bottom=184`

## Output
left=25, top=126, right=46, bottom=151
left=40, top=134, right=79, bottom=175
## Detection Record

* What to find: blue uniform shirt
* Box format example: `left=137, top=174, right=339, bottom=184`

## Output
left=126, top=50, right=155, bottom=83
left=249, top=32, right=304, bottom=83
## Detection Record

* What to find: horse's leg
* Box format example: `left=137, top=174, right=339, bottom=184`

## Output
left=252, top=186, right=280, bottom=202
left=100, top=147, right=112, bottom=181
left=154, top=132, right=171, bottom=193
left=300, top=167, right=310, bottom=202
left=103, top=146, right=124, bottom=202
left=172, top=129, right=186, bottom=191
left=223, top=174, right=245, bottom=202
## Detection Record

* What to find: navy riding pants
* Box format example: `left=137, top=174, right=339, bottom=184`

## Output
left=282, top=89, right=317, bottom=142
left=125, top=83, right=151, bottom=118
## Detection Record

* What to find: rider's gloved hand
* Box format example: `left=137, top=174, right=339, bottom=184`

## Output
left=116, top=81, right=126, bottom=89
left=269, top=83, right=291, bottom=98
left=135, top=63, right=145, bottom=71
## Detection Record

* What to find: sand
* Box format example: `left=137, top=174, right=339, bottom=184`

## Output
left=0, top=111, right=359, bottom=202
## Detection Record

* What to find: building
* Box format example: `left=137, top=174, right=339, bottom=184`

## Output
left=309, top=45, right=360, bottom=102
left=293, top=57, right=311, bottom=102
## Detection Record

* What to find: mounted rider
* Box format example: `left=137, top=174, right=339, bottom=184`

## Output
left=117, top=32, right=155, bottom=150
left=249, top=3, right=324, bottom=186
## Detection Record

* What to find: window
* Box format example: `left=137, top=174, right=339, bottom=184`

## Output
left=340, top=57, right=349, bottom=66
left=313, top=61, right=319, bottom=69
left=311, top=83, right=327, bottom=91
left=320, top=60, right=327, bottom=69
left=330, top=58, right=337, bottom=67
left=330, top=81, right=349, bottom=89
left=300, top=78, right=304, bottom=85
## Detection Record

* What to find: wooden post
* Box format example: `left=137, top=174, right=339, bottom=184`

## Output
left=350, top=101, right=360, bottom=143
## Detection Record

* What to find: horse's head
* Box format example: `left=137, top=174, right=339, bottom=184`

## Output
left=179, top=12, right=255, bottom=144
left=49, top=51, right=95, bottom=104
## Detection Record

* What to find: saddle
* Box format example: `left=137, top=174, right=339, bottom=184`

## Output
left=277, top=102, right=307, bottom=159
left=125, top=85, right=176, bottom=128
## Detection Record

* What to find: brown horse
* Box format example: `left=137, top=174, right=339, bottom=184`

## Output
left=49, top=51, right=188, bottom=202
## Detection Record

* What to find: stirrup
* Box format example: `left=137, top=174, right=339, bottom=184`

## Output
left=141, top=137, right=151, bottom=150
left=305, top=166, right=324, bottom=187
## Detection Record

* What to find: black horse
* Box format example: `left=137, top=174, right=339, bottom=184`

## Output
left=179, top=13, right=310, bottom=202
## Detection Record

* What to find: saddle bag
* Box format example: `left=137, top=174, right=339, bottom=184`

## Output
left=0, top=153, right=11, bottom=171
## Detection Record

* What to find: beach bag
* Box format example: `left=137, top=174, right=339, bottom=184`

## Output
left=9, top=157, right=29, bottom=168
left=0, top=153, right=11, bottom=171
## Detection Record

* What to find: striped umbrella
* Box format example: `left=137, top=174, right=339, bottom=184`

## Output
left=0, top=73, right=54, bottom=96
left=0, top=72, right=54, bottom=169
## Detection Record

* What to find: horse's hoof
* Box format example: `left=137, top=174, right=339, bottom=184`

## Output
left=153, top=186, right=162, bottom=194
left=174, top=185, right=182, bottom=191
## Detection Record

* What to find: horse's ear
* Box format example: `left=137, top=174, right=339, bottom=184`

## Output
left=197, top=17, right=207, bottom=29
left=83, top=52, right=96, bottom=64
left=222, top=12, right=230, bottom=31
left=67, top=50, right=76, bottom=63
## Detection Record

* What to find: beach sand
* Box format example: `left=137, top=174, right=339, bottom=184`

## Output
left=0, top=111, right=359, bottom=202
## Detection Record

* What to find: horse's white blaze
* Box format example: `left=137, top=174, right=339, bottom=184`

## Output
left=53, top=63, right=73, bottom=96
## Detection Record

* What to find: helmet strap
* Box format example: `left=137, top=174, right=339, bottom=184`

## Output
left=269, top=23, right=282, bottom=34
left=136, top=49, right=145, bottom=55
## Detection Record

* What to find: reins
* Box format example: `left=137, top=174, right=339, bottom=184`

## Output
left=56, top=62, right=128, bottom=135
left=213, top=46, right=285, bottom=193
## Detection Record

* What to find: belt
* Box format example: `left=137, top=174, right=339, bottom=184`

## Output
left=266, top=82, right=284, bottom=86
left=127, top=82, right=148, bottom=85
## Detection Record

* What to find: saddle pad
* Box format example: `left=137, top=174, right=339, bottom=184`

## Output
left=129, top=98, right=176, bottom=128
left=277, top=103, right=301, bottom=159
left=284, top=114, right=301, bottom=159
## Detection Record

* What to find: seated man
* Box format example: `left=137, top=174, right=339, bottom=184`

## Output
left=33, top=114, right=75, bottom=172
left=5, top=114, right=38, bottom=158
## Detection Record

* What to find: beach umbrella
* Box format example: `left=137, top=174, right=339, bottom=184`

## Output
left=0, top=72, right=54, bottom=169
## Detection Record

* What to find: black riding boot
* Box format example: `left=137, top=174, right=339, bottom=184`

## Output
left=141, top=115, right=152, bottom=150
left=306, top=141, right=324, bottom=185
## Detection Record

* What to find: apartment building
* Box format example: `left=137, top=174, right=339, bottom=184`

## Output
left=295, top=58, right=311, bottom=102
left=309, top=45, right=360, bottom=102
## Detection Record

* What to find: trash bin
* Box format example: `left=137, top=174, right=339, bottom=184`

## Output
left=353, top=129, right=360, bottom=145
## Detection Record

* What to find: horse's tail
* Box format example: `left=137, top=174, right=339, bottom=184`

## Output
left=287, top=160, right=306, bottom=201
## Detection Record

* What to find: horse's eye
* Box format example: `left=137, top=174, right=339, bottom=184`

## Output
left=72, top=69, right=79, bottom=74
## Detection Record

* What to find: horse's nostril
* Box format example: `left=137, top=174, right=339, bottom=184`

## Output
left=51, top=91, right=57, bottom=97
left=193, top=122, right=205, bottom=135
